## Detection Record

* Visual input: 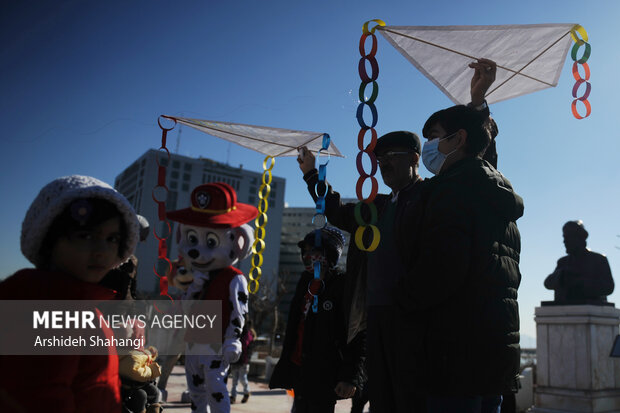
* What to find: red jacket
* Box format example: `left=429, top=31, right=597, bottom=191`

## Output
left=184, top=266, right=241, bottom=344
left=0, top=269, right=121, bottom=413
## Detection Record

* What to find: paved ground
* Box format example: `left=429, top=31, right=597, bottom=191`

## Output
left=162, top=365, right=361, bottom=412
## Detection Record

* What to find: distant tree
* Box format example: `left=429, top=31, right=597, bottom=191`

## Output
left=248, top=268, right=291, bottom=355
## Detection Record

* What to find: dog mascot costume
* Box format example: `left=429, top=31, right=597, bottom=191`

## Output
left=167, top=182, right=257, bottom=413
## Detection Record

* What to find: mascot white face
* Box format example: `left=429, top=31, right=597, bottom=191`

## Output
left=178, top=223, right=254, bottom=275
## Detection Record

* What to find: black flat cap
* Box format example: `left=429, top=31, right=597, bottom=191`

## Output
left=374, top=131, right=421, bottom=155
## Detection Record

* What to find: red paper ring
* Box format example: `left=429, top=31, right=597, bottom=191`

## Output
left=156, top=147, right=171, bottom=167
left=153, top=221, right=172, bottom=241
left=356, top=175, right=378, bottom=203
left=358, top=56, right=379, bottom=83
left=359, top=33, right=378, bottom=58
left=152, top=185, right=169, bottom=204
left=153, top=257, right=172, bottom=278
left=571, top=99, right=592, bottom=119
left=572, top=61, right=590, bottom=81
left=158, top=115, right=177, bottom=131
left=356, top=151, right=378, bottom=178
left=358, top=128, right=378, bottom=152
left=572, top=79, right=591, bottom=101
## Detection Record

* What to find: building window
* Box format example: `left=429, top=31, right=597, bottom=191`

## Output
left=248, top=196, right=255, bottom=204
left=171, top=170, right=179, bottom=179
left=170, top=181, right=178, bottom=189
left=184, top=163, right=192, bottom=172
left=172, top=160, right=180, bottom=169
left=182, top=183, right=189, bottom=192
left=159, top=157, right=169, bottom=167
left=183, top=173, right=191, bottom=181
left=250, top=177, right=257, bottom=185
left=167, top=191, right=178, bottom=211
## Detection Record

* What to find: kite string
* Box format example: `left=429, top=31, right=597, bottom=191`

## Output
left=353, top=21, right=383, bottom=253
left=378, top=27, right=555, bottom=88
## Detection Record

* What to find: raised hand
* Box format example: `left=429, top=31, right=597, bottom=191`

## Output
left=297, top=145, right=316, bottom=174
left=469, top=58, right=497, bottom=106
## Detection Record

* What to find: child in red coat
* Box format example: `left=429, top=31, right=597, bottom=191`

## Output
left=0, top=175, right=140, bottom=413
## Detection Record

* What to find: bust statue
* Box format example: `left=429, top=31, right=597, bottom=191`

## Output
left=544, top=220, right=614, bottom=305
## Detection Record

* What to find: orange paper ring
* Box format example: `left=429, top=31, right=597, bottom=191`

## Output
left=359, top=33, right=378, bottom=58
left=358, top=128, right=378, bottom=151
left=572, top=61, right=590, bottom=81
left=356, top=175, right=378, bottom=203
left=571, top=99, right=591, bottom=119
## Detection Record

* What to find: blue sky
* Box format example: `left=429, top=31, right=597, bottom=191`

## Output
left=2, top=0, right=619, bottom=340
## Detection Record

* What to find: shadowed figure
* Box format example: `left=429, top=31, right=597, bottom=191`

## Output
left=544, top=221, right=614, bottom=305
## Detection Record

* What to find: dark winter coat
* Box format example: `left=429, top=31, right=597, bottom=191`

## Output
left=397, top=157, right=523, bottom=396
left=269, top=269, right=366, bottom=401
left=303, top=169, right=425, bottom=343
left=0, top=269, right=122, bottom=413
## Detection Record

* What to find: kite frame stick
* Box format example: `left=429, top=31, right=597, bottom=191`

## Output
left=485, top=30, right=571, bottom=99
left=377, top=27, right=559, bottom=89
left=161, top=115, right=335, bottom=158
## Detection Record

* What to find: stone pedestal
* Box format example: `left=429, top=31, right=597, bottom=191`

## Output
left=532, top=305, right=620, bottom=413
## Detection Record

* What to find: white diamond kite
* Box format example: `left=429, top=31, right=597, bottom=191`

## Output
left=161, top=116, right=343, bottom=158
left=376, top=23, right=577, bottom=105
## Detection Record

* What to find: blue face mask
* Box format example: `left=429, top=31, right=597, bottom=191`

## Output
left=421, top=132, right=458, bottom=175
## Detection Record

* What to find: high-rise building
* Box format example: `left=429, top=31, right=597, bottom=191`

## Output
left=278, top=202, right=353, bottom=325
left=114, top=149, right=285, bottom=297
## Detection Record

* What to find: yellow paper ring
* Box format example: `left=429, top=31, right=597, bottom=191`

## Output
left=570, top=24, right=588, bottom=43
left=252, top=238, right=266, bottom=254
left=258, top=183, right=271, bottom=199
left=251, top=253, right=263, bottom=268
left=262, top=170, right=273, bottom=185
left=248, top=279, right=259, bottom=294
left=257, top=198, right=269, bottom=215
left=249, top=266, right=262, bottom=280
left=255, top=226, right=266, bottom=240
left=354, top=225, right=381, bottom=252
left=363, top=19, right=386, bottom=35
left=263, top=156, right=275, bottom=171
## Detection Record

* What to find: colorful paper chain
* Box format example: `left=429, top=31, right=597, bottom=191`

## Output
left=248, top=156, right=275, bottom=294
left=570, top=25, right=591, bottom=119
left=310, top=134, right=331, bottom=312
left=354, top=19, right=385, bottom=252
left=154, top=117, right=175, bottom=301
